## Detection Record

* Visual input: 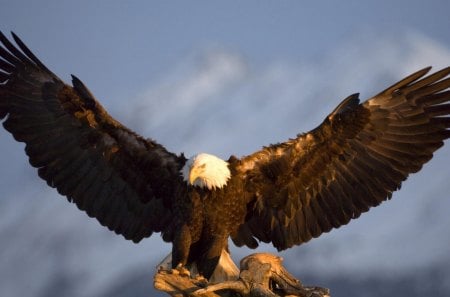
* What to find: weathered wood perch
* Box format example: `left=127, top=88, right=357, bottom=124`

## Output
left=154, top=253, right=330, bottom=297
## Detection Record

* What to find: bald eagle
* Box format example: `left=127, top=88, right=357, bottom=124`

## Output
left=1, top=32, right=449, bottom=280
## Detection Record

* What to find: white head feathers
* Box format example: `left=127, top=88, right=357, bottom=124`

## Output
left=181, top=153, right=231, bottom=190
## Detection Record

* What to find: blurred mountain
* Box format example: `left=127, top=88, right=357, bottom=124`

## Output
left=0, top=32, right=449, bottom=297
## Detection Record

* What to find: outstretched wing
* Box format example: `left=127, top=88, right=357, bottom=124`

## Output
left=231, top=67, right=450, bottom=250
left=0, top=32, right=187, bottom=242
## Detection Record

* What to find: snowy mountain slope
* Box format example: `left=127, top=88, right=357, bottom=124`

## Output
left=0, top=32, right=449, bottom=297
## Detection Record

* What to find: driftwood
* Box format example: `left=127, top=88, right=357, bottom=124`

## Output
left=154, top=253, right=330, bottom=297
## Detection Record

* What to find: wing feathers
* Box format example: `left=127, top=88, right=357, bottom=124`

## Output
left=0, top=58, right=15, bottom=73
left=11, top=32, right=52, bottom=72
left=402, top=67, right=450, bottom=93
left=0, top=42, right=22, bottom=66
left=0, top=32, right=185, bottom=242
left=233, top=66, right=450, bottom=250
left=379, top=66, right=431, bottom=95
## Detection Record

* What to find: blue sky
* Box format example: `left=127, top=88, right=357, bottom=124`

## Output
left=1, top=2, right=450, bottom=297
left=3, top=1, right=450, bottom=97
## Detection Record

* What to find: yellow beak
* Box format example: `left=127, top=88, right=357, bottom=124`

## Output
left=189, top=167, right=200, bottom=185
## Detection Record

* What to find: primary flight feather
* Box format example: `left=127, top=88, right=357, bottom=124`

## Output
left=0, top=32, right=449, bottom=279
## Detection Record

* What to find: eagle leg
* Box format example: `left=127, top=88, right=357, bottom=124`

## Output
left=197, top=236, right=228, bottom=280
left=171, top=224, right=192, bottom=276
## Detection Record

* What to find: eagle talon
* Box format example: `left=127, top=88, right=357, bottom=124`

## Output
left=195, top=275, right=207, bottom=281
left=194, top=275, right=208, bottom=287
left=172, top=264, right=191, bottom=278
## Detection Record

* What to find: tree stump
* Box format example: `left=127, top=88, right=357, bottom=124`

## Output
left=154, top=253, right=330, bottom=297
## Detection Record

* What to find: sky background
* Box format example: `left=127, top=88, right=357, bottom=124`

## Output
left=1, top=1, right=450, bottom=297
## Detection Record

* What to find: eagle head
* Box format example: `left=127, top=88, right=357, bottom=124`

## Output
left=181, top=153, right=231, bottom=190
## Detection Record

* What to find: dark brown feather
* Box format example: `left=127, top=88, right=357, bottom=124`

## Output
left=0, top=32, right=186, bottom=242
left=231, top=66, right=450, bottom=251
left=2, top=32, right=450, bottom=279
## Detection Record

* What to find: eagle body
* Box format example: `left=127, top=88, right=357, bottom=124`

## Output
left=168, top=168, right=249, bottom=277
left=1, top=32, right=450, bottom=280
